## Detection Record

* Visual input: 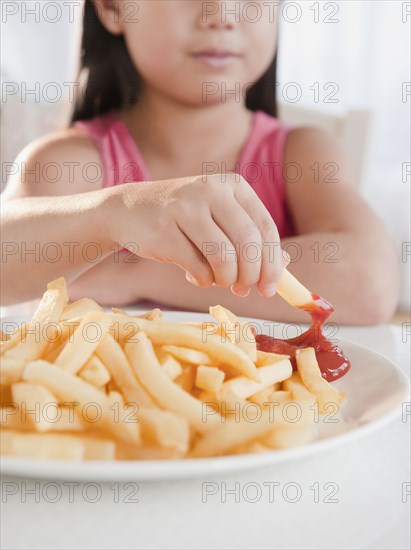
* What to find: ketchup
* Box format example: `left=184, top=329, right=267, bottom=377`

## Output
left=255, top=293, right=350, bottom=381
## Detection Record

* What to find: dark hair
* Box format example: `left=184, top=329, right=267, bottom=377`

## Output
left=72, top=0, right=278, bottom=122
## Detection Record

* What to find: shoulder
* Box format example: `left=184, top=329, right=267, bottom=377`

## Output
left=2, top=127, right=103, bottom=200
left=285, top=126, right=342, bottom=154
left=283, top=126, right=362, bottom=234
left=283, top=126, right=355, bottom=184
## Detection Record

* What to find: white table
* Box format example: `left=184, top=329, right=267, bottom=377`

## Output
left=1, top=323, right=410, bottom=550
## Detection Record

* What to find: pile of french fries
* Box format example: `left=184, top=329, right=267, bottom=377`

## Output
left=0, top=278, right=346, bottom=461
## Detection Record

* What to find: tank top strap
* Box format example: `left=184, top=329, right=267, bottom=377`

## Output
left=238, top=111, right=295, bottom=238
left=74, top=112, right=149, bottom=187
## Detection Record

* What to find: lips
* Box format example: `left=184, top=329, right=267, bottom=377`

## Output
left=191, top=49, right=241, bottom=69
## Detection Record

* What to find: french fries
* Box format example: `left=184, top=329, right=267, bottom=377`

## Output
left=209, top=305, right=257, bottom=361
left=277, top=269, right=313, bottom=309
left=295, top=348, right=346, bottom=413
left=0, top=277, right=347, bottom=461
left=195, top=366, right=225, bottom=392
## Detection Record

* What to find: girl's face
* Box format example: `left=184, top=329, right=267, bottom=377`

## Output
left=95, top=0, right=279, bottom=105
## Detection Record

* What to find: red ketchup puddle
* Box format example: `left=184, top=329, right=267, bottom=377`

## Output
left=255, top=293, right=350, bottom=381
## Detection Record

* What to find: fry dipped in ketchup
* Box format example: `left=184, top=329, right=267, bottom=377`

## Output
left=255, top=270, right=350, bottom=381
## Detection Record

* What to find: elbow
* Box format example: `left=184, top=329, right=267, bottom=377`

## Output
left=353, top=263, right=400, bottom=326
left=359, top=292, right=398, bottom=326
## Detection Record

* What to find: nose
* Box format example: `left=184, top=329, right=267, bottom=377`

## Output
left=198, top=0, right=239, bottom=30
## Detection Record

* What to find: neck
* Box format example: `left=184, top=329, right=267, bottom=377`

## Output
left=121, top=88, right=254, bottom=164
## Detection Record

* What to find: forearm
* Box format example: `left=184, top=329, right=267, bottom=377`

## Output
left=67, top=252, right=146, bottom=306
left=1, top=190, right=113, bottom=304
left=281, top=230, right=399, bottom=323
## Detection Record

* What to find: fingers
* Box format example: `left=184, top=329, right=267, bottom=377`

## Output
left=233, top=179, right=286, bottom=296
left=210, top=200, right=263, bottom=297
left=138, top=174, right=287, bottom=297
left=177, top=212, right=239, bottom=288
left=179, top=177, right=286, bottom=297
left=153, top=224, right=215, bottom=287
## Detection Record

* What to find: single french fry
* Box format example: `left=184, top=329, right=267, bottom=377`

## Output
left=43, top=339, right=69, bottom=363
left=262, top=396, right=315, bottom=449
left=191, top=390, right=316, bottom=458
left=217, top=363, right=244, bottom=380
left=184, top=321, right=218, bottom=332
left=124, top=334, right=222, bottom=432
left=217, top=358, right=292, bottom=404
left=81, top=436, right=116, bottom=460
left=190, top=407, right=285, bottom=458
left=197, top=390, right=219, bottom=407
left=113, top=315, right=260, bottom=382
left=195, top=366, right=225, bottom=392
left=0, top=430, right=115, bottom=460
left=59, top=298, right=103, bottom=321
left=157, top=351, right=183, bottom=380
left=248, top=383, right=282, bottom=406
left=1, top=406, right=27, bottom=430
left=1, top=278, right=69, bottom=384
left=42, top=320, right=81, bottom=362
left=111, top=307, right=128, bottom=316
left=112, top=308, right=163, bottom=321
left=116, top=444, right=184, bottom=461
left=79, top=355, right=111, bottom=388
left=23, top=359, right=109, bottom=408
left=282, top=372, right=317, bottom=402
left=0, top=331, right=10, bottom=342
left=23, top=360, right=140, bottom=444
left=0, top=324, right=26, bottom=355
left=106, top=390, right=142, bottom=443
left=142, top=309, right=163, bottom=321
left=138, top=407, right=190, bottom=453
left=256, top=350, right=290, bottom=366
left=263, top=423, right=314, bottom=449
left=276, top=269, right=313, bottom=309
left=162, top=345, right=214, bottom=366
left=31, top=277, right=69, bottom=325
left=174, top=365, right=196, bottom=393
left=295, top=347, right=345, bottom=413
left=1, top=342, right=46, bottom=386
left=209, top=305, right=257, bottom=361
left=11, top=382, right=58, bottom=432
left=1, top=430, right=85, bottom=460
left=1, top=404, right=86, bottom=433
left=54, top=312, right=111, bottom=374
left=95, top=334, right=154, bottom=407
left=230, top=441, right=271, bottom=455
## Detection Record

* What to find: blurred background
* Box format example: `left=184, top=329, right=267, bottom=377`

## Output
left=1, top=0, right=410, bottom=313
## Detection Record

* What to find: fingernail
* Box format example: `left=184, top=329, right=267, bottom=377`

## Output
left=186, top=272, right=199, bottom=286
left=282, top=250, right=291, bottom=266
left=231, top=285, right=250, bottom=297
left=262, top=284, right=277, bottom=297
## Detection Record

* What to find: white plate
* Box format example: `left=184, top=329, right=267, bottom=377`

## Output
left=1, top=310, right=409, bottom=481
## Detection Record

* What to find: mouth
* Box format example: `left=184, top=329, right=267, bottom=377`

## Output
left=191, top=49, right=241, bottom=69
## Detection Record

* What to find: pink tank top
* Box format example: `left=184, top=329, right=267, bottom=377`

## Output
left=74, top=110, right=295, bottom=238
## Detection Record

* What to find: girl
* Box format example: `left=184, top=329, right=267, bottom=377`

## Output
left=1, top=0, right=399, bottom=324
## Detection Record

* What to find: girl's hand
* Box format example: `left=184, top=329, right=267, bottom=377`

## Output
left=106, top=174, right=287, bottom=298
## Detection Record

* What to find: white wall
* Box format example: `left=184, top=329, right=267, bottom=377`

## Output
left=277, top=0, right=410, bottom=309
